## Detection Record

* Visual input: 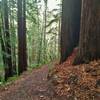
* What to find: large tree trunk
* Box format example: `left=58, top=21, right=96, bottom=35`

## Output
left=17, top=0, right=27, bottom=74
left=60, top=0, right=81, bottom=63
left=73, top=0, right=100, bottom=64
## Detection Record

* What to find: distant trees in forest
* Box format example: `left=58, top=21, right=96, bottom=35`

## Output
left=1, top=0, right=13, bottom=80
left=0, top=0, right=27, bottom=80
left=1, top=0, right=99, bottom=81
left=0, top=0, right=61, bottom=81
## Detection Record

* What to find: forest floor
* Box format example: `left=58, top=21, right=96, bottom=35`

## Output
left=0, top=49, right=100, bottom=100
left=0, top=64, right=67, bottom=100
left=48, top=48, right=100, bottom=100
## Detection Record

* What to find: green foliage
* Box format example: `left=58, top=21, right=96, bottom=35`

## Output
left=0, top=75, right=18, bottom=86
left=6, top=75, right=18, bottom=83
left=0, top=65, right=5, bottom=85
left=0, top=0, right=61, bottom=82
left=29, top=63, right=41, bottom=69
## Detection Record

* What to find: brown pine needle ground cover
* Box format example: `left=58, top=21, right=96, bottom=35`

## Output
left=48, top=48, right=100, bottom=100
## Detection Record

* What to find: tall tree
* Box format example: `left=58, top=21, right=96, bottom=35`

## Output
left=74, top=0, right=100, bottom=64
left=43, top=0, right=48, bottom=63
left=36, top=0, right=42, bottom=64
left=17, top=0, right=27, bottom=74
left=9, top=0, right=17, bottom=74
left=22, top=0, right=27, bottom=71
left=3, top=0, right=13, bottom=80
left=0, top=1, right=6, bottom=70
left=60, top=0, right=81, bottom=63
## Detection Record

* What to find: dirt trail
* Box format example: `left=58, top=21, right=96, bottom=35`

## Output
left=0, top=66, right=66, bottom=100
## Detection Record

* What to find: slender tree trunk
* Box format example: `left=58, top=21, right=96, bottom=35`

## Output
left=22, top=0, right=27, bottom=71
left=60, top=0, right=81, bottom=63
left=73, top=0, right=100, bottom=64
left=43, top=0, right=47, bottom=63
left=0, top=2, right=5, bottom=66
left=3, top=0, right=13, bottom=80
left=0, top=11, right=6, bottom=70
left=9, top=0, right=17, bottom=74
left=17, top=0, right=23, bottom=74
left=36, top=0, right=41, bottom=64
left=58, top=19, right=61, bottom=58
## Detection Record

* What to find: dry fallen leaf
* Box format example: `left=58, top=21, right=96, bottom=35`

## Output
left=49, top=48, right=100, bottom=99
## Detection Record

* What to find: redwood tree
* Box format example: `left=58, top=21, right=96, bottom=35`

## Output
left=60, top=0, right=81, bottom=63
left=22, top=0, right=27, bottom=71
left=73, top=0, right=100, bottom=64
left=17, top=0, right=27, bottom=74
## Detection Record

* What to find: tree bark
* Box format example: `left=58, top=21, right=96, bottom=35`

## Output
left=60, top=0, right=81, bottom=63
left=43, top=0, right=48, bottom=63
left=0, top=10, right=6, bottom=71
left=22, top=0, right=27, bottom=71
left=17, top=0, right=27, bottom=74
left=73, top=0, right=100, bottom=64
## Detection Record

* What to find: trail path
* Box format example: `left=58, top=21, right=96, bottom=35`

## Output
left=0, top=49, right=77, bottom=100
left=0, top=66, right=66, bottom=100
